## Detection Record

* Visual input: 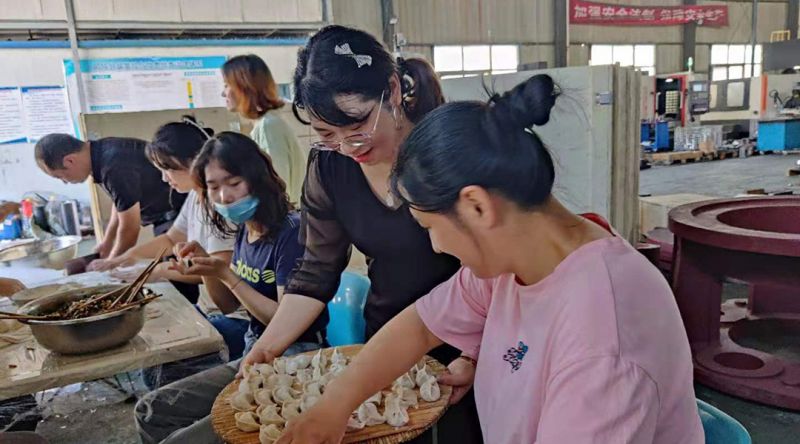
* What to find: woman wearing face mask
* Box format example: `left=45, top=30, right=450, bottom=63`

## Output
left=88, top=117, right=251, bottom=361
left=221, top=54, right=306, bottom=204
left=276, top=74, right=703, bottom=444
left=240, top=25, right=482, bottom=443
left=135, top=132, right=326, bottom=444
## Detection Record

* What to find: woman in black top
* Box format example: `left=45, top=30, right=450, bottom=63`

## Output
left=242, top=25, right=483, bottom=443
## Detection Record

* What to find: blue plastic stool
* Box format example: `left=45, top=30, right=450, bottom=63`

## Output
left=326, top=272, right=370, bottom=346
left=697, top=399, right=751, bottom=444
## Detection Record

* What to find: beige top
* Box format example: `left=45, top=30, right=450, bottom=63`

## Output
left=250, top=112, right=307, bottom=205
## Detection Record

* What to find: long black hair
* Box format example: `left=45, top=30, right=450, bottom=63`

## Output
left=391, top=74, right=559, bottom=213
left=292, top=25, right=443, bottom=126
left=145, top=116, right=213, bottom=170
left=192, top=132, right=292, bottom=240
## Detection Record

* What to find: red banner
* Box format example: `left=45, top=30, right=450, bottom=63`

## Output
left=569, top=0, right=728, bottom=27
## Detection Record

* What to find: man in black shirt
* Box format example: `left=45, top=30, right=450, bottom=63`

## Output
left=34, top=133, right=184, bottom=259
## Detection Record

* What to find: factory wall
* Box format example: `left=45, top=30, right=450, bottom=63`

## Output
left=0, top=43, right=303, bottom=203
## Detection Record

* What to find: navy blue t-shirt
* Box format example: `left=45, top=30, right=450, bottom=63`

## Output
left=231, top=212, right=326, bottom=344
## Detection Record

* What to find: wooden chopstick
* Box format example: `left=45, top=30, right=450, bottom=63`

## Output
left=102, top=293, right=162, bottom=316
left=0, top=310, right=53, bottom=320
left=111, top=247, right=169, bottom=307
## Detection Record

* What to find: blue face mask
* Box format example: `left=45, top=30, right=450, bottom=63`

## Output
left=213, top=195, right=259, bottom=224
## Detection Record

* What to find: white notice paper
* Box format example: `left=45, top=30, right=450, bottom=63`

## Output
left=21, top=86, right=74, bottom=142
left=0, top=87, right=25, bottom=144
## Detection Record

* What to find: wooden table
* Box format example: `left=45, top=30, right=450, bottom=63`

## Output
left=0, top=281, right=225, bottom=401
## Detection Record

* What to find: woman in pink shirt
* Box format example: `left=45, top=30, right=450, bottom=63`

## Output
left=276, top=74, right=704, bottom=444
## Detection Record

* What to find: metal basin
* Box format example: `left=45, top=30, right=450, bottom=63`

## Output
left=0, top=236, right=82, bottom=269
left=18, top=284, right=145, bottom=355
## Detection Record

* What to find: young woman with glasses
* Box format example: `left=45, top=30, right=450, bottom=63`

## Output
left=238, top=25, right=483, bottom=444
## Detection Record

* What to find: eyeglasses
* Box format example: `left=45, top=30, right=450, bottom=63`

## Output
left=310, top=91, right=384, bottom=152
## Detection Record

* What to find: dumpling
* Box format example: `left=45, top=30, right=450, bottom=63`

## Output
left=281, top=400, right=302, bottom=421
left=420, top=377, right=441, bottom=402
left=265, top=374, right=294, bottom=390
left=272, top=385, right=301, bottom=404
left=242, top=363, right=254, bottom=377
left=304, top=381, right=323, bottom=397
left=259, top=423, right=283, bottom=444
left=300, top=392, right=321, bottom=412
left=312, top=365, right=325, bottom=381
left=240, top=372, right=262, bottom=394
left=317, top=371, right=336, bottom=387
left=311, top=348, right=328, bottom=371
left=272, top=358, right=287, bottom=375
left=331, top=347, right=348, bottom=366
left=234, top=411, right=260, bottom=432
left=415, top=365, right=433, bottom=387
left=356, top=402, right=385, bottom=426
left=394, top=386, right=418, bottom=409
left=295, top=368, right=313, bottom=384
left=237, top=378, right=253, bottom=396
left=285, top=354, right=312, bottom=375
left=329, top=362, right=347, bottom=376
left=230, top=391, right=257, bottom=412
left=346, top=414, right=366, bottom=431
left=257, top=404, right=285, bottom=427
left=392, top=373, right=415, bottom=390
left=254, top=388, right=274, bottom=406
left=383, top=395, right=410, bottom=427
left=253, top=362, right=275, bottom=376
left=365, top=391, right=381, bottom=405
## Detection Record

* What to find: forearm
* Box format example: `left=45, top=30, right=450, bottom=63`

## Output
left=102, top=210, right=119, bottom=246
left=109, top=224, right=139, bottom=258
left=322, top=306, right=442, bottom=414
left=119, top=234, right=175, bottom=262
left=203, top=274, right=241, bottom=314
left=253, top=293, right=326, bottom=356
left=220, top=269, right=279, bottom=325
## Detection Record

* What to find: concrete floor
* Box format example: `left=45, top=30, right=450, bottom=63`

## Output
left=8, top=154, right=800, bottom=443
left=642, top=153, right=800, bottom=444
left=640, top=153, right=800, bottom=197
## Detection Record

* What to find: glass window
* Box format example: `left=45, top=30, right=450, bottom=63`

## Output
left=591, top=45, right=614, bottom=65
left=433, top=46, right=463, bottom=72
left=728, top=45, right=746, bottom=64
left=491, top=45, right=518, bottom=71
left=728, top=65, right=743, bottom=80
left=613, top=45, right=634, bottom=66
left=711, top=45, right=729, bottom=65
left=712, top=67, right=728, bottom=81
left=634, top=45, right=655, bottom=67
left=463, top=45, right=491, bottom=71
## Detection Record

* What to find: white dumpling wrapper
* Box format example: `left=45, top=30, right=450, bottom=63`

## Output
left=259, top=423, right=283, bottom=444
left=272, top=385, right=301, bottom=404
left=393, top=373, right=415, bottom=390
left=394, top=386, right=418, bottom=409
left=265, top=374, right=294, bottom=390
left=311, top=348, right=328, bottom=371
left=420, top=377, right=441, bottom=402
left=234, top=411, right=260, bottom=432
left=272, top=358, right=287, bottom=374
left=304, top=381, right=323, bottom=397
left=331, top=347, right=348, bottom=366
left=365, top=391, right=382, bottom=405
left=254, top=388, right=274, bottom=407
left=257, top=404, right=285, bottom=427
left=415, top=365, right=433, bottom=388
left=281, top=400, right=302, bottom=421
left=346, top=414, right=366, bottom=431
left=384, top=395, right=410, bottom=427
left=329, top=362, right=347, bottom=376
left=295, top=368, right=313, bottom=384
left=356, top=402, right=385, bottom=426
left=300, top=393, right=321, bottom=412
left=253, top=362, right=275, bottom=376
left=230, top=391, right=257, bottom=412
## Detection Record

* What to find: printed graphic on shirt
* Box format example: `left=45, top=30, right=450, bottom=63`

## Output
left=231, top=259, right=276, bottom=284
left=503, top=341, right=529, bottom=373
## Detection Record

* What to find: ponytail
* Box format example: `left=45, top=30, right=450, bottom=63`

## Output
left=397, top=57, right=444, bottom=123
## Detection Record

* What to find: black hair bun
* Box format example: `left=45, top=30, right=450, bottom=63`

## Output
left=490, top=74, right=558, bottom=128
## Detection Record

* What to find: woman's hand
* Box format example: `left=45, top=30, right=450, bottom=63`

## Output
left=87, top=255, right=134, bottom=272
left=111, top=262, right=168, bottom=283
left=438, top=356, right=476, bottom=405
left=275, top=400, right=350, bottom=444
left=237, top=341, right=279, bottom=378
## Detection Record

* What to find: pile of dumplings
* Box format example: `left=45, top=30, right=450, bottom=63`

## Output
left=229, top=347, right=442, bottom=443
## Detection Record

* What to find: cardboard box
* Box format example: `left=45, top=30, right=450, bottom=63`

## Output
left=639, top=193, right=716, bottom=235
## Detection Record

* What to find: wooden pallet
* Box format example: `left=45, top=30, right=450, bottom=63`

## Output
left=708, top=149, right=740, bottom=161
left=778, top=149, right=800, bottom=156
left=210, top=345, right=452, bottom=444
left=645, top=151, right=703, bottom=165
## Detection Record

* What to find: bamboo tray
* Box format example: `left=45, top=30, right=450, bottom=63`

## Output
left=210, top=344, right=452, bottom=443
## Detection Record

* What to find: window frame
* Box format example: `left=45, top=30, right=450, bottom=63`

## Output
left=433, top=44, right=520, bottom=78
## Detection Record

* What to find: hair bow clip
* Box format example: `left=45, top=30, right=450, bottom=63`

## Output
left=334, top=43, right=372, bottom=68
